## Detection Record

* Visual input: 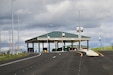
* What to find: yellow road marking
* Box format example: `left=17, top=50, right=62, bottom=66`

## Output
left=95, top=51, right=104, bottom=57
left=76, top=52, right=83, bottom=57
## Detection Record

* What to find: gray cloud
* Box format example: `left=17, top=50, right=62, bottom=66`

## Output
left=0, top=0, right=113, bottom=49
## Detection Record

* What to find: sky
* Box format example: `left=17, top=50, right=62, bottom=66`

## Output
left=0, top=0, right=113, bottom=51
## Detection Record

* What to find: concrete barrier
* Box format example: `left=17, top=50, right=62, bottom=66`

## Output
left=80, top=49, right=99, bottom=56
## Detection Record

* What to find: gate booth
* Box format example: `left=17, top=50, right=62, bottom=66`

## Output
left=25, top=31, right=91, bottom=53
left=43, top=48, right=48, bottom=53
left=28, top=48, right=34, bottom=53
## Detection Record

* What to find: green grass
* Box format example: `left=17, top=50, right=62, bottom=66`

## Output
left=0, top=53, right=28, bottom=62
left=91, top=46, right=113, bottom=51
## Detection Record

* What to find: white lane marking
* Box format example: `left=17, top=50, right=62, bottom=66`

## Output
left=59, top=53, right=61, bottom=55
left=22, top=70, right=24, bottom=72
left=14, top=73, right=16, bottom=75
left=52, top=56, right=56, bottom=59
left=27, top=68, right=29, bottom=70
left=78, top=57, right=82, bottom=75
left=0, top=53, right=41, bottom=67
left=30, top=66, right=33, bottom=68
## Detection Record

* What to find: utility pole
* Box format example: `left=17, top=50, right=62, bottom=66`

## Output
left=76, top=10, right=83, bottom=50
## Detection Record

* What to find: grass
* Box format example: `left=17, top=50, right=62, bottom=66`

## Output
left=0, top=53, right=28, bottom=62
left=91, top=46, right=113, bottom=51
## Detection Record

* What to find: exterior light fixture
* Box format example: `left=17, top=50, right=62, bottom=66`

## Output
left=62, top=32, right=65, bottom=37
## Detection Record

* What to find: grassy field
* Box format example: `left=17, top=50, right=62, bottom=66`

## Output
left=0, top=53, right=28, bottom=62
left=91, top=46, right=113, bottom=51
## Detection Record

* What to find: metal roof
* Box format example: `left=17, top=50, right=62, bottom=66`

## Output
left=38, top=31, right=89, bottom=38
left=25, top=31, right=91, bottom=43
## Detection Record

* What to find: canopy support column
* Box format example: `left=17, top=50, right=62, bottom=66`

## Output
left=71, top=41, right=73, bottom=50
left=64, top=41, right=66, bottom=51
left=27, top=43, right=29, bottom=53
left=56, top=41, right=58, bottom=50
left=42, top=42, right=44, bottom=52
left=32, top=43, right=34, bottom=53
left=87, top=40, right=89, bottom=51
left=55, top=41, right=57, bottom=51
left=49, top=41, right=50, bottom=52
left=78, top=41, right=80, bottom=50
left=38, top=42, right=40, bottom=53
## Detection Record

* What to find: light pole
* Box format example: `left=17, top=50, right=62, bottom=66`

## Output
left=47, top=24, right=53, bottom=52
left=17, top=14, right=20, bottom=52
left=76, top=27, right=83, bottom=50
left=62, top=32, right=65, bottom=52
left=76, top=10, right=84, bottom=50
left=11, top=0, right=15, bottom=54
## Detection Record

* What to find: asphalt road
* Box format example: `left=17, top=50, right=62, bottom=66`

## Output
left=0, top=51, right=113, bottom=75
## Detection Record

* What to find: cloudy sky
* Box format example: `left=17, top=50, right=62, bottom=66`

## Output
left=0, top=0, right=113, bottom=51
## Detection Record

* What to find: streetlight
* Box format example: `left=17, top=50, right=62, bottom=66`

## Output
left=76, top=27, right=83, bottom=50
left=11, top=0, right=15, bottom=54
left=76, top=10, right=84, bottom=50
left=62, top=32, right=65, bottom=52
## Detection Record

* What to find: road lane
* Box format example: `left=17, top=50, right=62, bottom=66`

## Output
left=14, top=52, right=81, bottom=75
left=81, top=57, right=109, bottom=75
left=0, top=53, right=60, bottom=75
left=98, top=51, right=113, bottom=75
left=0, top=51, right=113, bottom=75
left=80, top=51, right=113, bottom=75
left=100, top=51, right=113, bottom=61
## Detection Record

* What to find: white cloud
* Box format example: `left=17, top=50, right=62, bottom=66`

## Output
left=16, top=9, right=32, bottom=15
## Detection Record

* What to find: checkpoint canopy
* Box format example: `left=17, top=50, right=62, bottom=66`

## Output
left=25, top=31, right=91, bottom=52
